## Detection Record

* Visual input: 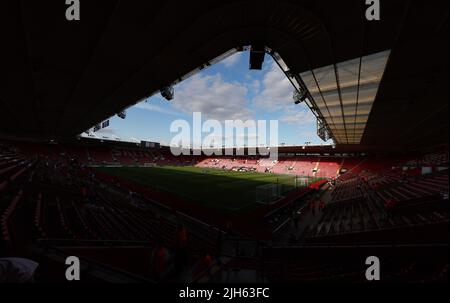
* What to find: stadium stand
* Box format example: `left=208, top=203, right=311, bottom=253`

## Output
left=0, top=0, right=448, bottom=284
left=0, top=139, right=447, bottom=283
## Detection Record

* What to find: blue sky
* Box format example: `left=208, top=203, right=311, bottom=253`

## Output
left=88, top=51, right=332, bottom=147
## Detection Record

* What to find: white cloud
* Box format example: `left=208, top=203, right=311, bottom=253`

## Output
left=252, top=61, right=293, bottom=111
left=158, top=139, right=169, bottom=146
left=220, top=52, right=242, bottom=68
left=129, top=137, right=141, bottom=143
left=204, top=132, right=259, bottom=141
left=249, top=80, right=261, bottom=94
left=251, top=61, right=316, bottom=128
left=296, top=130, right=329, bottom=145
left=280, top=106, right=316, bottom=126
left=94, top=128, right=118, bottom=136
left=172, top=73, right=253, bottom=121
left=135, top=102, right=182, bottom=116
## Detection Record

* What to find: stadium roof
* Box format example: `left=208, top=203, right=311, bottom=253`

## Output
left=0, top=0, right=448, bottom=150
left=300, top=50, right=391, bottom=144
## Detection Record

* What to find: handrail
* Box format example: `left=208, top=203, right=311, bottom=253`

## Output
left=37, top=238, right=154, bottom=247
left=306, top=217, right=449, bottom=240
left=266, top=242, right=449, bottom=250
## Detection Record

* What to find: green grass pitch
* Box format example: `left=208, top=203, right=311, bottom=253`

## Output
left=95, top=166, right=318, bottom=214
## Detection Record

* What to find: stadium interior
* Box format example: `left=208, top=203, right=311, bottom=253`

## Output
left=0, top=0, right=448, bottom=283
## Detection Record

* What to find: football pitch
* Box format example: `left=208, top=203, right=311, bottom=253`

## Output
left=95, top=166, right=320, bottom=213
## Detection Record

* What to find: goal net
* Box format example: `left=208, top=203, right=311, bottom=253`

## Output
left=255, top=175, right=298, bottom=204
left=255, top=183, right=280, bottom=204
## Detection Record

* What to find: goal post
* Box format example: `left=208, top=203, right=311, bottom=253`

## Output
left=255, top=183, right=280, bottom=204
left=255, top=175, right=298, bottom=204
left=254, top=175, right=313, bottom=204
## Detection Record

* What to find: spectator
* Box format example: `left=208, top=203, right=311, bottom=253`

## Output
left=174, top=224, right=189, bottom=274
left=309, top=200, right=316, bottom=216
left=386, top=199, right=398, bottom=210
left=151, top=238, right=170, bottom=281
left=319, top=200, right=326, bottom=212
left=80, top=186, right=87, bottom=199
left=193, top=248, right=214, bottom=278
